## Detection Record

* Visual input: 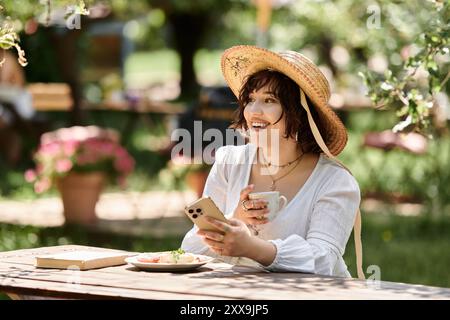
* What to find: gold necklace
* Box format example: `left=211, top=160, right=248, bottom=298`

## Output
left=259, top=149, right=305, bottom=191
left=264, top=153, right=303, bottom=169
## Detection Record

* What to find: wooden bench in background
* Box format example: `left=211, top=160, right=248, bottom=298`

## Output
left=27, top=83, right=74, bottom=112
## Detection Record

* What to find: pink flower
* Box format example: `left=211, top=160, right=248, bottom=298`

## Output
left=55, top=159, right=73, bottom=173
left=24, top=169, right=37, bottom=183
left=99, top=141, right=115, bottom=156
left=62, top=140, right=79, bottom=157
left=76, top=152, right=100, bottom=166
left=36, top=164, right=44, bottom=175
left=115, top=146, right=129, bottom=158
left=114, top=155, right=134, bottom=174
left=80, top=139, right=108, bottom=161
left=34, top=177, right=51, bottom=194
left=29, top=127, right=135, bottom=193
left=171, top=154, right=192, bottom=165
left=38, top=142, right=61, bottom=157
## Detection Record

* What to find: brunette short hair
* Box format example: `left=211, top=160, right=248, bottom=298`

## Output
left=230, top=69, right=326, bottom=154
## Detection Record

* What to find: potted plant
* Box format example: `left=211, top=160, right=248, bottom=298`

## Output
left=25, top=126, right=135, bottom=225
left=184, top=163, right=211, bottom=198
left=168, top=155, right=211, bottom=198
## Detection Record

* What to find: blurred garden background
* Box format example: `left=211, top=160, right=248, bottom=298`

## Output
left=0, top=0, right=449, bottom=299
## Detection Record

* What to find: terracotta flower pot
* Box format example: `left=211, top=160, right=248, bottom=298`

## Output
left=185, top=170, right=209, bottom=198
left=56, top=172, right=106, bottom=225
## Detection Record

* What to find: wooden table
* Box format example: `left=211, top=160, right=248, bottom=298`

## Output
left=1, top=245, right=450, bottom=300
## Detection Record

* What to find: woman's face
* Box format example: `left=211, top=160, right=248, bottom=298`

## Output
left=243, top=84, right=286, bottom=147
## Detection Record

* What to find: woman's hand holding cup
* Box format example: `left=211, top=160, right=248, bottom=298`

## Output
left=233, top=184, right=270, bottom=225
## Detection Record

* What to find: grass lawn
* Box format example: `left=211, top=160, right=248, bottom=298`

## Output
left=344, top=214, right=450, bottom=288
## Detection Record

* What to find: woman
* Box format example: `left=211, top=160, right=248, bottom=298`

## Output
left=181, top=45, right=364, bottom=279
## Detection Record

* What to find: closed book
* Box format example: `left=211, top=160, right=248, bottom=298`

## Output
left=35, top=250, right=133, bottom=270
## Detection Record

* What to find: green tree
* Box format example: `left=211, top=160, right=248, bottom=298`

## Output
left=0, top=0, right=91, bottom=123
left=2, top=0, right=448, bottom=132
left=264, top=0, right=449, bottom=135
left=1, top=0, right=247, bottom=102
left=361, top=0, right=449, bottom=135
left=142, top=0, right=245, bottom=100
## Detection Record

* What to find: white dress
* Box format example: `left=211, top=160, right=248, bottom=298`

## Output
left=181, top=143, right=361, bottom=278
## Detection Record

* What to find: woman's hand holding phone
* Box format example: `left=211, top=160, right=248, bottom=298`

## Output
left=198, top=217, right=277, bottom=266
left=197, top=217, right=253, bottom=257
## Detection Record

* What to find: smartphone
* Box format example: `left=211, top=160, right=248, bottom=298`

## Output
left=184, top=197, right=228, bottom=233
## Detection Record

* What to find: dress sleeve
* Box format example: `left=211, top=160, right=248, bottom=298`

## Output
left=264, top=169, right=361, bottom=276
left=181, top=146, right=230, bottom=255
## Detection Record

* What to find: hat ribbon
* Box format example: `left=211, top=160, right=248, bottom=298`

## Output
left=300, top=88, right=365, bottom=280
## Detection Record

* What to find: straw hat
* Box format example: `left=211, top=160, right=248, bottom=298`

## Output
left=221, top=45, right=348, bottom=156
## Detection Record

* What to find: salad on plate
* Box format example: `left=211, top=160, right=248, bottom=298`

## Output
left=136, top=249, right=203, bottom=264
left=126, top=249, right=213, bottom=271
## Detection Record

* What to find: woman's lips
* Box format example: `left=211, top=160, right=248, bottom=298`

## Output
left=249, top=121, right=270, bottom=131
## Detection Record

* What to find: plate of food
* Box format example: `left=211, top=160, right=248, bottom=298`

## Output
left=125, top=249, right=214, bottom=272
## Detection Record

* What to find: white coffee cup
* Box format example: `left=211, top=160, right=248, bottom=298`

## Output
left=248, top=191, right=288, bottom=221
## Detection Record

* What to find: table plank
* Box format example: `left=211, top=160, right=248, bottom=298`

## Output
left=1, top=277, right=230, bottom=300
left=1, top=245, right=450, bottom=300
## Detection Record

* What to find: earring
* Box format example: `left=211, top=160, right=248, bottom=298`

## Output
left=295, top=131, right=299, bottom=142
